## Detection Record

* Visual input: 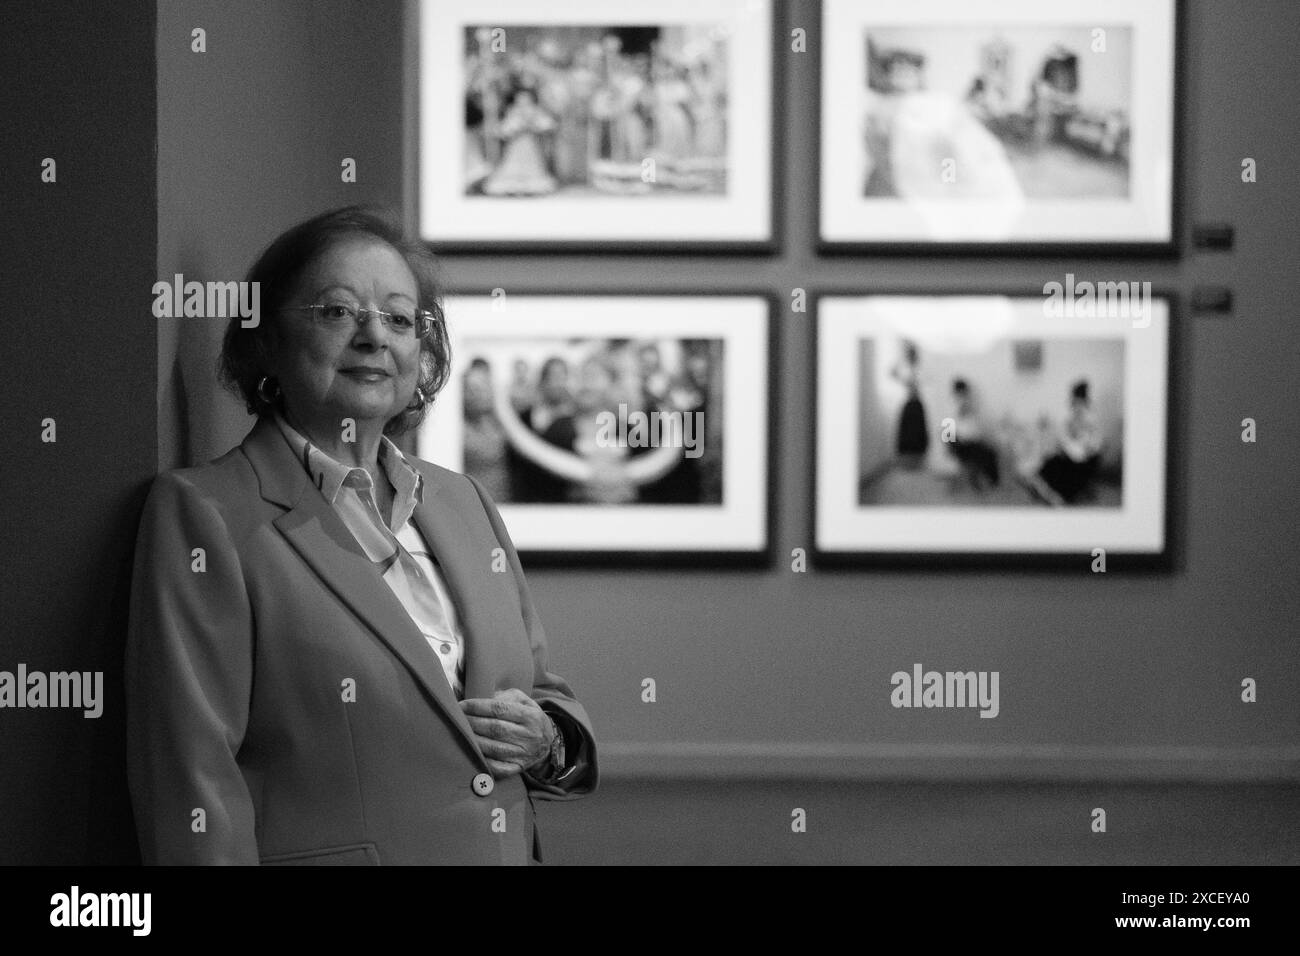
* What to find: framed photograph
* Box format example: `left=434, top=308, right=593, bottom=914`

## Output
left=418, top=294, right=773, bottom=563
left=814, top=293, right=1171, bottom=564
left=818, top=0, right=1179, bottom=252
left=419, top=0, right=776, bottom=251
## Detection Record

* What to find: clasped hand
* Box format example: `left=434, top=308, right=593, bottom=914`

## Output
left=459, top=688, right=554, bottom=778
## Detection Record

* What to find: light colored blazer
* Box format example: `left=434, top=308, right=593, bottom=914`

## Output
left=125, top=414, right=597, bottom=865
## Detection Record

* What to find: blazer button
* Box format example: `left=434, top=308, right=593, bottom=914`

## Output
left=472, top=772, right=494, bottom=796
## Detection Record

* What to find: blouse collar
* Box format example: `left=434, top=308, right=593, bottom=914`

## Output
left=272, top=409, right=423, bottom=529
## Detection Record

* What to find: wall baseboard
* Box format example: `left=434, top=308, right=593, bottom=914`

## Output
left=597, top=742, right=1300, bottom=783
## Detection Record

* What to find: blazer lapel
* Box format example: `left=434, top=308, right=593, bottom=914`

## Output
left=240, top=416, right=488, bottom=769
left=409, top=483, right=514, bottom=702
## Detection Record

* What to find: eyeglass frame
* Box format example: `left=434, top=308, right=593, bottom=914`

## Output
left=279, top=303, right=439, bottom=338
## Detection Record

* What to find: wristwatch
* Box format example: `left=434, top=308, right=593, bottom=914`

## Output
left=533, top=714, right=566, bottom=783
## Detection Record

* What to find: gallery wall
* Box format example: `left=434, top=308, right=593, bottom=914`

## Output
left=156, top=0, right=1299, bottom=794
left=414, top=0, right=1300, bottom=781
left=156, top=0, right=409, bottom=471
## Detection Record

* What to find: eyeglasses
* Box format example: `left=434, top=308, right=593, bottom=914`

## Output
left=281, top=303, right=437, bottom=337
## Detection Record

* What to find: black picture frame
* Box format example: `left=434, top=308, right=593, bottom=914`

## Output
left=412, top=0, right=784, bottom=255
left=809, top=289, right=1177, bottom=569
left=814, top=0, right=1185, bottom=257
left=415, top=288, right=778, bottom=567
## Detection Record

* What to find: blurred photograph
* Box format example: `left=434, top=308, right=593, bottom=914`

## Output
left=461, top=336, right=724, bottom=505
left=463, top=25, right=728, bottom=198
left=862, top=26, right=1132, bottom=201
left=857, top=336, right=1124, bottom=508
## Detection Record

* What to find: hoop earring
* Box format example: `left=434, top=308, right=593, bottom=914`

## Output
left=257, top=376, right=280, bottom=404
left=406, top=386, right=426, bottom=411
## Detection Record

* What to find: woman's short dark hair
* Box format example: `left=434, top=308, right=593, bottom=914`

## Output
left=217, top=205, right=452, bottom=437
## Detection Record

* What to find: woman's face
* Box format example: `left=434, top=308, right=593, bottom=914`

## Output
left=888, top=61, right=922, bottom=93
left=686, top=353, right=709, bottom=385
left=575, top=360, right=613, bottom=412
left=637, top=346, right=662, bottom=376
left=539, top=360, right=570, bottom=403
left=273, top=237, right=422, bottom=430
left=463, top=366, right=493, bottom=416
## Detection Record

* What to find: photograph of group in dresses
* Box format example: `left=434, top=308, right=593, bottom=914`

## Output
left=462, top=24, right=729, bottom=198
left=862, top=25, right=1133, bottom=202
left=856, top=335, right=1124, bottom=508
left=460, top=336, right=724, bottom=506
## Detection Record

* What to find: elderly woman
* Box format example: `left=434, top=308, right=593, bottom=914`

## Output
left=126, top=206, right=597, bottom=865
